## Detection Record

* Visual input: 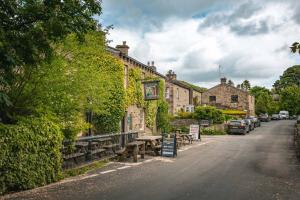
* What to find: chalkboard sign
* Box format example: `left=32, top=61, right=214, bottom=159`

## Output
left=161, top=136, right=177, bottom=157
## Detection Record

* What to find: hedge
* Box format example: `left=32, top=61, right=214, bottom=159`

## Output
left=0, top=116, right=63, bottom=194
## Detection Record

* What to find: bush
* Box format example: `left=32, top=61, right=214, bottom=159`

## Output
left=0, top=116, right=63, bottom=194
left=194, top=106, right=224, bottom=124
left=201, top=128, right=226, bottom=135
left=176, top=111, right=194, bottom=119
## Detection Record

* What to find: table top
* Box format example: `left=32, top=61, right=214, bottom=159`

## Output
left=136, top=136, right=162, bottom=141
left=126, top=141, right=145, bottom=146
left=93, top=138, right=112, bottom=142
left=75, top=142, right=89, bottom=147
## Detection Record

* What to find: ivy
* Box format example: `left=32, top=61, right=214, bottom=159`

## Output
left=127, top=72, right=170, bottom=133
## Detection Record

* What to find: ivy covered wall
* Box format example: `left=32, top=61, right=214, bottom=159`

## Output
left=126, top=68, right=170, bottom=134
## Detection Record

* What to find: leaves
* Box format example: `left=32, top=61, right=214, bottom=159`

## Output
left=291, top=42, right=300, bottom=54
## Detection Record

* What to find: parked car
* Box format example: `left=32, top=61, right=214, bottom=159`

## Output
left=279, top=110, right=289, bottom=120
left=297, top=116, right=300, bottom=124
left=228, top=120, right=249, bottom=135
left=271, top=114, right=280, bottom=120
left=244, top=119, right=254, bottom=131
left=259, top=114, right=270, bottom=122
left=246, top=116, right=261, bottom=127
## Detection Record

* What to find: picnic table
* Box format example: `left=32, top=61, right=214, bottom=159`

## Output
left=136, top=136, right=162, bottom=156
left=179, top=134, right=193, bottom=144
left=125, top=141, right=145, bottom=162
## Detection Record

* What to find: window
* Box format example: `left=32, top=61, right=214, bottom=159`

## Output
left=142, top=72, right=146, bottom=79
left=124, top=65, right=129, bottom=88
left=209, top=96, right=216, bottom=102
left=176, top=88, right=179, bottom=99
left=231, top=95, right=238, bottom=103
left=165, top=87, right=170, bottom=99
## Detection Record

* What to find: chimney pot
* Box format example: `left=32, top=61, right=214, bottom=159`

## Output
left=151, top=61, right=154, bottom=66
left=116, top=41, right=129, bottom=55
left=221, top=77, right=227, bottom=84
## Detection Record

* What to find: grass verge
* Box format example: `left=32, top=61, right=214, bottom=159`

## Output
left=62, top=160, right=108, bottom=179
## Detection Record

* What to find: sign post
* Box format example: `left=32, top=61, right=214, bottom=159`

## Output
left=189, top=124, right=200, bottom=140
left=161, top=135, right=177, bottom=157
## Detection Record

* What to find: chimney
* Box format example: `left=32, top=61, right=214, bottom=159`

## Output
left=166, top=70, right=177, bottom=81
left=220, top=77, right=227, bottom=84
left=115, top=41, right=129, bottom=55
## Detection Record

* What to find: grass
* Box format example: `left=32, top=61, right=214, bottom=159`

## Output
left=62, top=160, right=108, bottom=179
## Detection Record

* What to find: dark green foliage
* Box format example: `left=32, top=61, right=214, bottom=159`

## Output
left=0, top=0, right=102, bottom=123
left=201, top=128, right=226, bottom=135
left=241, top=80, right=251, bottom=90
left=250, top=86, right=279, bottom=115
left=157, top=100, right=170, bottom=133
left=177, top=80, right=207, bottom=92
left=280, top=86, right=300, bottom=115
left=0, top=116, right=63, bottom=194
left=273, top=65, right=300, bottom=91
left=291, top=42, right=300, bottom=55
left=194, top=106, right=224, bottom=124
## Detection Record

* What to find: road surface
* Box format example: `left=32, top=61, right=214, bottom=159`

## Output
left=3, top=120, right=300, bottom=200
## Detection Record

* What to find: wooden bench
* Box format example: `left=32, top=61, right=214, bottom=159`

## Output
left=63, top=152, right=85, bottom=163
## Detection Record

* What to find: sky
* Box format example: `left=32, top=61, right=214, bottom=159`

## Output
left=99, top=0, right=300, bottom=89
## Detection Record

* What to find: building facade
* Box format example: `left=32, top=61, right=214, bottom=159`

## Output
left=165, top=70, right=203, bottom=115
left=107, top=41, right=165, bottom=134
left=201, top=78, right=255, bottom=116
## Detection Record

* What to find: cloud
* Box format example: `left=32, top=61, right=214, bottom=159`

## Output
left=103, top=0, right=300, bottom=88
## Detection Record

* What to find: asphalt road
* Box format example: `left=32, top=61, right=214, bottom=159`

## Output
left=3, top=120, right=300, bottom=200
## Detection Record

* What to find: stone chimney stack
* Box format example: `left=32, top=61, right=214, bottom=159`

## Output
left=116, top=41, right=129, bottom=55
left=220, top=77, right=227, bottom=84
left=166, top=70, right=177, bottom=81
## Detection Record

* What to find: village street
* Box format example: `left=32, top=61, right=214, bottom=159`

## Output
left=3, top=120, right=300, bottom=200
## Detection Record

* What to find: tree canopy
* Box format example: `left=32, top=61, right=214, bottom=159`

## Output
left=273, top=65, right=300, bottom=91
left=0, top=0, right=102, bottom=121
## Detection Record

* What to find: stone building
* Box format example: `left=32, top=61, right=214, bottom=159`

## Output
left=165, top=70, right=203, bottom=115
left=201, top=77, right=255, bottom=116
left=106, top=41, right=165, bottom=134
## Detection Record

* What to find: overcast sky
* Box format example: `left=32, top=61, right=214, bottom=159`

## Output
left=99, top=0, right=300, bottom=88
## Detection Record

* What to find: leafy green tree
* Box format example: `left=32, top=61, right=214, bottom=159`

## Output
left=227, top=79, right=234, bottom=86
left=241, top=80, right=251, bottom=90
left=273, top=65, right=300, bottom=91
left=280, top=86, right=300, bottom=115
left=0, top=0, right=102, bottom=123
left=3, top=32, right=126, bottom=139
left=291, top=42, right=300, bottom=54
left=250, top=86, right=278, bottom=115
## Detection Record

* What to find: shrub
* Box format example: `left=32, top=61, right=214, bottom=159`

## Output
left=0, top=116, right=63, bottom=194
left=194, top=106, right=224, bottom=124
left=176, top=111, right=194, bottom=119
left=201, top=128, right=226, bottom=135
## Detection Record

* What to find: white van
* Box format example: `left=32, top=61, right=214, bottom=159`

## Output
left=279, top=111, right=289, bottom=119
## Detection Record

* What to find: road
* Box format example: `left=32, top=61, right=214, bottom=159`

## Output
left=3, top=120, right=300, bottom=200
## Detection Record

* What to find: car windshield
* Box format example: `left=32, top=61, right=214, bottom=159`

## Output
left=230, top=121, right=242, bottom=125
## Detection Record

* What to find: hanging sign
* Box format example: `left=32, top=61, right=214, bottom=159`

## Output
left=143, top=80, right=160, bottom=100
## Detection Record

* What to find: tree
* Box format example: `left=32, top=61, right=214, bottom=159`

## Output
left=250, top=86, right=278, bottom=115
left=227, top=79, right=234, bottom=86
left=291, top=42, right=300, bottom=55
left=241, top=80, right=251, bottom=90
left=1, top=32, right=126, bottom=139
left=280, top=86, right=300, bottom=115
left=273, top=65, right=300, bottom=91
left=0, top=0, right=102, bottom=122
